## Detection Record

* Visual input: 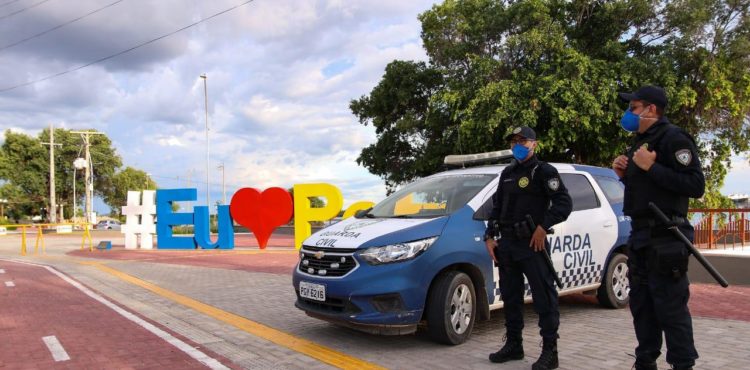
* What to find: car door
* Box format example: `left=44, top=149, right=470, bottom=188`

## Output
left=551, top=171, right=617, bottom=291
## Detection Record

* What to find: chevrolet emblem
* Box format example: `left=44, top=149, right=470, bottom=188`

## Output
left=314, top=251, right=325, bottom=259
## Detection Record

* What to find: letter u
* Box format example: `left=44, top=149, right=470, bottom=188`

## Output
left=194, top=205, right=235, bottom=249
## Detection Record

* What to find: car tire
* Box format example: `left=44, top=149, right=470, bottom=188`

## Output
left=597, top=252, right=630, bottom=308
left=426, top=271, right=476, bottom=345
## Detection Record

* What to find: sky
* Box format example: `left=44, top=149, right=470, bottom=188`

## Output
left=0, top=0, right=436, bottom=214
left=0, top=0, right=747, bottom=216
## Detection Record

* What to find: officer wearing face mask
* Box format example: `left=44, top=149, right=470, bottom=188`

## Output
left=612, top=86, right=705, bottom=370
left=484, top=126, right=572, bottom=370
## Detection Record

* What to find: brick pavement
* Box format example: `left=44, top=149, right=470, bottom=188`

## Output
left=2, top=235, right=749, bottom=369
left=0, top=259, right=235, bottom=369
left=68, top=247, right=750, bottom=323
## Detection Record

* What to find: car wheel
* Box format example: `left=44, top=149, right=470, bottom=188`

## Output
left=597, top=253, right=630, bottom=308
left=426, top=271, right=476, bottom=345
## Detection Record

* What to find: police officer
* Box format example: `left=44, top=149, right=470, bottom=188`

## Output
left=485, top=126, right=572, bottom=370
left=613, top=86, right=705, bottom=370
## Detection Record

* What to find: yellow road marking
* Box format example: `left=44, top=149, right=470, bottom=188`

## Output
left=91, top=263, right=385, bottom=370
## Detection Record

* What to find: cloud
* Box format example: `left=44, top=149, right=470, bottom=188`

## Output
left=0, top=0, right=438, bottom=213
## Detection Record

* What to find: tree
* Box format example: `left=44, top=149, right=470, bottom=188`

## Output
left=104, top=167, right=156, bottom=217
left=38, top=128, right=123, bottom=218
left=0, top=128, right=127, bottom=220
left=0, top=130, right=49, bottom=219
left=352, top=0, right=750, bottom=204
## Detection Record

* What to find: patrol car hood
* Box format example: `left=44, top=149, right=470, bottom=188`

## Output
left=303, top=216, right=448, bottom=250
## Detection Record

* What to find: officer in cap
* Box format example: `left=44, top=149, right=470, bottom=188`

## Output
left=485, top=126, right=572, bottom=370
left=612, top=86, right=705, bottom=370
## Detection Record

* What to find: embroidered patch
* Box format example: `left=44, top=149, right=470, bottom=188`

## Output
left=518, top=177, right=529, bottom=188
left=640, top=143, right=649, bottom=150
left=675, top=149, right=692, bottom=166
left=513, top=127, right=522, bottom=134
left=548, top=178, right=560, bottom=191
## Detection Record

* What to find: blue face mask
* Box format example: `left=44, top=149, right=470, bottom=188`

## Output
left=620, top=108, right=641, bottom=132
left=512, top=143, right=530, bottom=161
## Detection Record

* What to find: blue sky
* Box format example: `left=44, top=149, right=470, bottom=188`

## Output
left=0, top=0, right=746, bottom=216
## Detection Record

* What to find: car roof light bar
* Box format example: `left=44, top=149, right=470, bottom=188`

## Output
left=444, top=150, right=513, bottom=168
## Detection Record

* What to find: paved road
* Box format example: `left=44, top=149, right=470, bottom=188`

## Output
left=1, top=234, right=748, bottom=369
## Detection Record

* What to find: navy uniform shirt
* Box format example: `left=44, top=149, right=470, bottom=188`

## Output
left=622, top=117, right=705, bottom=220
left=485, top=155, right=572, bottom=258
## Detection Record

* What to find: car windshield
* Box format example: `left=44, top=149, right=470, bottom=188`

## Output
left=366, top=174, right=495, bottom=218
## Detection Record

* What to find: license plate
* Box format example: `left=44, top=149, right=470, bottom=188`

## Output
left=299, top=281, right=326, bottom=302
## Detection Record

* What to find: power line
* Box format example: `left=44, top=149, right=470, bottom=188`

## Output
left=0, top=0, right=53, bottom=22
left=0, top=0, right=126, bottom=53
left=0, top=0, right=256, bottom=93
left=0, top=0, right=22, bottom=10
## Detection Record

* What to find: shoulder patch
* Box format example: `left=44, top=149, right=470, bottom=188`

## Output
left=547, top=177, right=560, bottom=191
left=675, top=149, right=692, bottom=166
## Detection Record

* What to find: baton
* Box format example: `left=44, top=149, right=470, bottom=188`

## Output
left=525, top=215, right=563, bottom=289
left=648, top=202, right=729, bottom=288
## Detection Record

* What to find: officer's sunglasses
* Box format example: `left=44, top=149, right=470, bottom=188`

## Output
left=510, top=137, right=533, bottom=145
left=629, top=102, right=651, bottom=112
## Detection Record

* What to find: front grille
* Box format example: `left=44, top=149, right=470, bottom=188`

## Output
left=298, top=246, right=358, bottom=277
left=297, top=295, right=361, bottom=314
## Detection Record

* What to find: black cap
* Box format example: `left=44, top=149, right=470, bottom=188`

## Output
left=618, top=85, right=668, bottom=109
left=505, top=126, right=536, bottom=141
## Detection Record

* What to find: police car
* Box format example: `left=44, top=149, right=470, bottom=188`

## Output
left=292, top=151, right=631, bottom=344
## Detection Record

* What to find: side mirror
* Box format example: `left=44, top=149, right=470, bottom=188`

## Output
left=354, top=208, right=372, bottom=218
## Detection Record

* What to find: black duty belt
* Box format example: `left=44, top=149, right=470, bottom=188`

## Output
left=631, top=216, right=688, bottom=230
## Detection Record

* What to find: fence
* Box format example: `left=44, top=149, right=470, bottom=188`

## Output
left=0, top=223, right=93, bottom=255
left=691, top=208, right=750, bottom=250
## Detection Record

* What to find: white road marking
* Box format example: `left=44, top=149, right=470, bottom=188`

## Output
left=42, top=335, right=70, bottom=362
left=0, top=259, right=228, bottom=370
left=4, top=281, right=14, bottom=287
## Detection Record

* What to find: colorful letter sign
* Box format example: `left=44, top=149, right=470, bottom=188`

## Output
left=155, top=189, right=234, bottom=249
left=230, top=187, right=293, bottom=249
left=122, top=184, right=374, bottom=250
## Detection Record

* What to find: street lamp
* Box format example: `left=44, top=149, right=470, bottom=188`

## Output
left=73, top=157, right=87, bottom=222
left=217, top=162, right=225, bottom=204
left=200, top=74, right=210, bottom=212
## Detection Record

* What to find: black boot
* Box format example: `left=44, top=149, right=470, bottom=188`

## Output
left=633, top=361, right=657, bottom=370
left=488, top=334, right=524, bottom=363
left=532, top=338, right=558, bottom=370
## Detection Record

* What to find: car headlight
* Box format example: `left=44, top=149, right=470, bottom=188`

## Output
left=358, top=237, right=438, bottom=265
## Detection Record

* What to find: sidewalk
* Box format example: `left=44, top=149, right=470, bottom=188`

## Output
left=1, top=234, right=749, bottom=369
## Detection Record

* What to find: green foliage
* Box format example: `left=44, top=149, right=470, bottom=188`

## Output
left=0, top=131, right=48, bottom=219
left=352, top=0, right=750, bottom=200
left=0, top=128, right=130, bottom=220
left=104, top=167, right=156, bottom=217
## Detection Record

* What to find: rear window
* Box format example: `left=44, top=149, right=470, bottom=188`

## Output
left=560, top=173, right=600, bottom=211
left=594, top=175, right=625, bottom=204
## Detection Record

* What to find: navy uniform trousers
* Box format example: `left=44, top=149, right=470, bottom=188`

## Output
left=496, top=238, right=559, bottom=340
left=627, top=227, right=698, bottom=368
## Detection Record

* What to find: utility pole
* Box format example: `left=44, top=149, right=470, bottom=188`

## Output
left=71, top=131, right=105, bottom=225
left=218, top=162, right=225, bottom=204
left=41, top=123, right=61, bottom=223
left=200, top=74, right=210, bottom=212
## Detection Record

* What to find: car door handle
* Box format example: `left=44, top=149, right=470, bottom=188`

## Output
left=603, top=221, right=614, bottom=228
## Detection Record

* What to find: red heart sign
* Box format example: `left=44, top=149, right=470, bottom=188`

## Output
left=230, top=187, right=293, bottom=249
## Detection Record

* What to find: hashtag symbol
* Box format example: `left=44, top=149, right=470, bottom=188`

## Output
left=121, top=190, right=156, bottom=249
